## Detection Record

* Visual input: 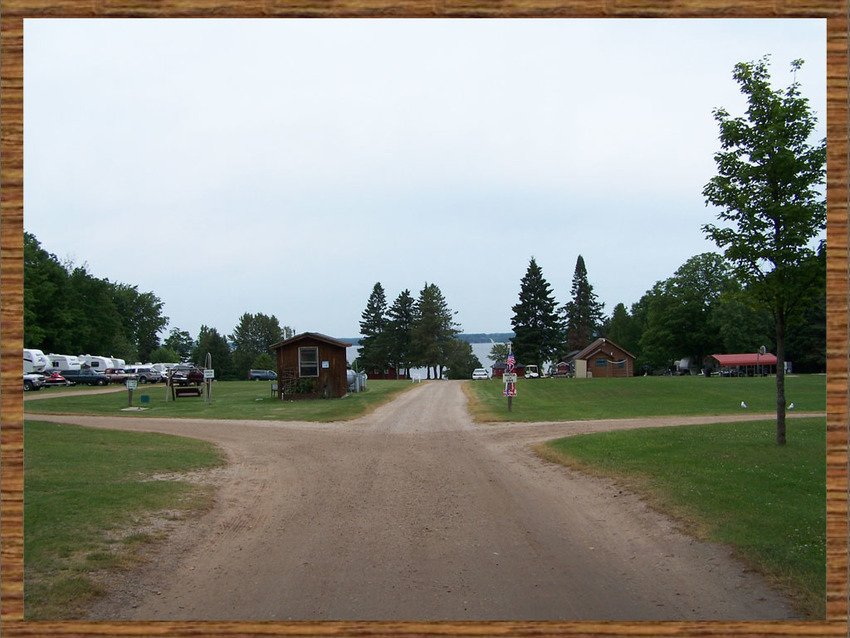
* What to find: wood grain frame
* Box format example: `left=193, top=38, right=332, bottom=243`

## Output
left=1, top=2, right=846, bottom=636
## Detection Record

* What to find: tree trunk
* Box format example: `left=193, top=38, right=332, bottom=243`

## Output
left=775, top=310, right=787, bottom=445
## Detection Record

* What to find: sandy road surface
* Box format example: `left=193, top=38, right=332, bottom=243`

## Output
left=31, top=381, right=802, bottom=621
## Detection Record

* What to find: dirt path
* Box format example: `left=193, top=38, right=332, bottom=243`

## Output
left=31, top=381, right=804, bottom=621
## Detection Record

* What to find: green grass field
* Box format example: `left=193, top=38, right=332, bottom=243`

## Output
left=464, top=374, right=825, bottom=422
left=24, top=420, right=225, bottom=619
left=539, top=416, right=826, bottom=618
left=25, top=379, right=414, bottom=421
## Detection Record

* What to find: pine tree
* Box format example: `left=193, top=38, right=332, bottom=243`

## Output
left=358, top=282, right=390, bottom=375
left=412, top=283, right=460, bottom=379
left=511, top=257, right=564, bottom=370
left=386, top=289, right=416, bottom=378
left=563, top=255, right=605, bottom=352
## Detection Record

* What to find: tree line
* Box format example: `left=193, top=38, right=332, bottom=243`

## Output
left=23, top=232, right=294, bottom=380
left=356, top=282, right=481, bottom=380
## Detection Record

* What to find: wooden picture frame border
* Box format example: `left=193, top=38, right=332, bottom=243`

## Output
left=1, top=2, right=847, bottom=636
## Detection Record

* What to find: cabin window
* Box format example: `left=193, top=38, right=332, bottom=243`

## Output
left=299, top=347, right=319, bottom=377
left=617, top=360, right=625, bottom=369
left=595, top=358, right=607, bottom=367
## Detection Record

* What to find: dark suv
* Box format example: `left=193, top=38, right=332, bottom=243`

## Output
left=171, top=366, right=205, bottom=386
left=248, top=369, right=277, bottom=381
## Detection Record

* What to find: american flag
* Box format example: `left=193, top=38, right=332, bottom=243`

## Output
left=506, top=353, right=515, bottom=372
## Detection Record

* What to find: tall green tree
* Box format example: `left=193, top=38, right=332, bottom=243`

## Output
left=164, top=328, right=196, bottom=361
left=511, top=257, right=564, bottom=370
left=563, top=255, right=605, bottom=353
left=702, top=56, right=826, bottom=445
left=638, top=253, right=738, bottom=370
left=443, top=339, right=482, bottom=379
left=386, top=289, right=416, bottom=378
left=193, top=325, right=234, bottom=379
left=412, top=282, right=460, bottom=379
left=229, top=312, right=289, bottom=378
left=602, top=303, right=641, bottom=358
left=358, top=283, right=392, bottom=375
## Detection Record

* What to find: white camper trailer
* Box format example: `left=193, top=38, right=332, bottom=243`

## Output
left=47, top=354, right=82, bottom=371
left=79, top=355, right=112, bottom=371
left=109, top=357, right=126, bottom=369
left=23, top=349, right=49, bottom=373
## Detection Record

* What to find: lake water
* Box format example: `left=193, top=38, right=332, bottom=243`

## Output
left=346, top=341, right=502, bottom=378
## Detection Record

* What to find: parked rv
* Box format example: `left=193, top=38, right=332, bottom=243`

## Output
left=23, top=349, right=49, bottom=374
left=47, top=354, right=82, bottom=371
left=78, top=355, right=113, bottom=372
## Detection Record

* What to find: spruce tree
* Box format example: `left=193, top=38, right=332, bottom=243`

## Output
left=412, top=283, right=459, bottom=379
left=563, top=255, right=605, bottom=353
left=386, top=289, right=416, bottom=378
left=510, top=257, right=564, bottom=370
left=358, top=282, right=390, bottom=374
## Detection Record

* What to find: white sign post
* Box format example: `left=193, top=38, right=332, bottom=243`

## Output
left=126, top=379, right=138, bottom=406
left=204, top=352, right=214, bottom=404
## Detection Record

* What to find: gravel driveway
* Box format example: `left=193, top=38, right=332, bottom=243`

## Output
left=31, top=380, right=801, bottom=621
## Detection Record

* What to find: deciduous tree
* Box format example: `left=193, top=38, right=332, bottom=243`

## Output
left=702, top=56, right=826, bottom=444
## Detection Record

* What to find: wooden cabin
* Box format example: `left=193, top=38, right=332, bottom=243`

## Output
left=269, top=332, right=351, bottom=399
left=568, top=338, right=636, bottom=378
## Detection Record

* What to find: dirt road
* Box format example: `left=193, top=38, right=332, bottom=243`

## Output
left=32, top=381, right=800, bottom=621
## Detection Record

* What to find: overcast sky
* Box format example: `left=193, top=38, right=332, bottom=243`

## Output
left=23, top=18, right=826, bottom=340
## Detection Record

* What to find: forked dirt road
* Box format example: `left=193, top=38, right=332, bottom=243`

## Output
left=33, top=381, right=804, bottom=621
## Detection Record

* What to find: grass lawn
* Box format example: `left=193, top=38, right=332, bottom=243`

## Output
left=464, top=374, right=825, bottom=422
left=24, top=420, right=226, bottom=619
left=539, top=417, right=826, bottom=618
left=24, top=379, right=414, bottom=421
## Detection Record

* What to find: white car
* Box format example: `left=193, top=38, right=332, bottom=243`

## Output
left=471, top=368, right=489, bottom=380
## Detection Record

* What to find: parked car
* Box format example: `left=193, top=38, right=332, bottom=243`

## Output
left=248, top=369, right=277, bottom=381
left=58, top=368, right=109, bottom=386
left=23, top=373, right=44, bottom=391
left=471, top=368, right=489, bottom=380
left=171, top=366, right=204, bottom=386
left=103, top=368, right=137, bottom=384
left=123, top=366, right=161, bottom=384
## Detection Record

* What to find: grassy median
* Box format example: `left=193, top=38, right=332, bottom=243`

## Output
left=539, top=417, right=826, bottom=618
left=464, top=374, right=825, bottom=422
left=24, top=379, right=414, bottom=421
left=24, top=420, right=225, bottom=619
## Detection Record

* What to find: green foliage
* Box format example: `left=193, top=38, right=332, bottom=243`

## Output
left=444, top=339, right=482, bottom=379
left=251, top=353, right=275, bottom=371
left=149, top=345, right=180, bottom=364
left=488, top=342, right=511, bottom=364
left=164, top=327, right=196, bottom=361
left=638, top=253, right=739, bottom=367
left=511, top=257, right=564, bottom=369
left=563, top=255, right=604, bottom=353
left=543, top=418, right=826, bottom=617
left=192, top=325, right=234, bottom=379
left=358, top=283, right=392, bottom=373
left=411, top=282, right=460, bottom=379
left=386, top=289, right=416, bottom=375
left=229, top=312, right=288, bottom=379
left=23, top=232, right=167, bottom=360
left=702, top=56, right=826, bottom=444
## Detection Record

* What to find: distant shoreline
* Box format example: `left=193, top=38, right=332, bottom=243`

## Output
left=340, top=333, right=514, bottom=347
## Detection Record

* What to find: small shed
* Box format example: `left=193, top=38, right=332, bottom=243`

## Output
left=705, top=353, right=777, bottom=377
left=568, top=338, right=636, bottom=378
left=270, top=332, right=351, bottom=399
left=491, top=360, right=526, bottom=379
